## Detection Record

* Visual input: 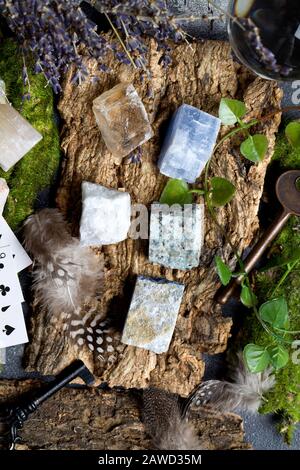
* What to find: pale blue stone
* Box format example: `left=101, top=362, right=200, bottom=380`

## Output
left=149, top=203, right=204, bottom=270
left=121, top=276, right=185, bottom=354
left=158, top=104, right=221, bottom=183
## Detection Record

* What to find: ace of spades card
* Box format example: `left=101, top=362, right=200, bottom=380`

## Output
left=0, top=245, right=28, bottom=348
left=0, top=303, right=28, bottom=348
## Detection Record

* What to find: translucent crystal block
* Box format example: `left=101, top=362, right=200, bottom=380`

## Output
left=121, top=276, right=184, bottom=354
left=0, top=102, right=42, bottom=172
left=0, top=178, right=9, bottom=214
left=158, top=104, right=221, bottom=183
left=93, top=83, right=153, bottom=158
left=149, top=203, right=204, bottom=270
left=80, top=181, right=131, bottom=246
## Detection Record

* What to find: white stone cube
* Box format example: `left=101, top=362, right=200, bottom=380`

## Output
left=0, top=102, right=42, bottom=172
left=0, top=178, right=9, bottom=214
left=80, top=181, right=131, bottom=246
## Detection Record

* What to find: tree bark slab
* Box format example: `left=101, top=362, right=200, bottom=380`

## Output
left=24, top=38, right=282, bottom=396
left=0, top=380, right=250, bottom=450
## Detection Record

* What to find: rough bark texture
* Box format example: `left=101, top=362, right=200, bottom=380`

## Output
left=24, top=38, right=282, bottom=396
left=0, top=380, right=250, bottom=450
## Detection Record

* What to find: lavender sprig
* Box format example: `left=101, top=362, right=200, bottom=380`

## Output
left=242, top=18, right=292, bottom=77
left=0, top=0, right=188, bottom=93
left=0, top=0, right=111, bottom=93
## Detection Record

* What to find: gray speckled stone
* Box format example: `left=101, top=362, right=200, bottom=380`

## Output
left=121, top=276, right=185, bottom=354
left=149, top=203, right=204, bottom=270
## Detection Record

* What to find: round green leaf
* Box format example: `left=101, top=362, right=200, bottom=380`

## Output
left=210, top=177, right=236, bottom=207
left=215, top=256, right=232, bottom=286
left=240, top=134, right=268, bottom=163
left=160, top=179, right=193, bottom=206
left=219, top=98, right=247, bottom=125
left=259, top=297, right=290, bottom=330
left=285, top=121, right=300, bottom=148
left=240, top=285, right=257, bottom=308
left=267, top=344, right=289, bottom=370
left=243, top=344, right=270, bottom=373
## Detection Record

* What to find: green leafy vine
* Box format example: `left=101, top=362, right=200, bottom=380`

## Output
left=160, top=97, right=300, bottom=374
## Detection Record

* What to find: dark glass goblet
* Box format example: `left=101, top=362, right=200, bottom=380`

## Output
left=228, top=0, right=300, bottom=80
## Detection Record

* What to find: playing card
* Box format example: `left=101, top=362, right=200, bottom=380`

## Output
left=0, top=245, right=24, bottom=308
left=0, top=215, right=32, bottom=272
left=0, top=302, right=28, bottom=348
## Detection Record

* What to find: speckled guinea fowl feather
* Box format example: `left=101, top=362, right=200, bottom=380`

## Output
left=143, top=388, right=202, bottom=450
left=23, top=209, right=103, bottom=313
left=23, top=208, right=119, bottom=361
left=184, top=352, right=275, bottom=415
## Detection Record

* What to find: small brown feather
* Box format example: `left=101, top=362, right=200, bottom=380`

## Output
left=23, top=209, right=104, bottom=314
left=143, top=388, right=203, bottom=450
left=184, top=352, right=275, bottom=415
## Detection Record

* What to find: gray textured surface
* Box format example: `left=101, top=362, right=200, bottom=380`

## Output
left=0, top=0, right=299, bottom=450
left=149, top=203, right=204, bottom=270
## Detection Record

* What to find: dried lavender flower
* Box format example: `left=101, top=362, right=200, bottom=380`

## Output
left=0, top=0, right=187, bottom=93
left=242, top=18, right=293, bottom=77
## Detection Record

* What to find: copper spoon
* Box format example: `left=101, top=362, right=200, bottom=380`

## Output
left=216, top=170, right=300, bottom=305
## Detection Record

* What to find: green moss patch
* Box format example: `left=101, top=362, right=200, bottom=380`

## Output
left=241, top=131, right=300, bottom=443
left=0, top=39, right=60, bottom=230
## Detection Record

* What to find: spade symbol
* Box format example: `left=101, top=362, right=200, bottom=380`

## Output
left=0, top=263, right=4, bottom=269
left=3, top=324, right=15, bottom=336
left=1, top=306, right=10, bottom=312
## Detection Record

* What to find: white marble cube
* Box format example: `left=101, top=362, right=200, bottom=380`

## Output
left=121, top=276, right=185, bottom=354
left=80, top=181, right=131, bottom=246
left=0, top=101, right=42, bottom=172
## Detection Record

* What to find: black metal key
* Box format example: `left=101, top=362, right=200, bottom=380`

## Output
left=0, top=360, right=94, bottom=450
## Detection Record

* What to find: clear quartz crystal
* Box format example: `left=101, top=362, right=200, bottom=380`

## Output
left=158, top=104, right=221, bottom=183
left=0, top=82, right=42, bottom=172
left=93, top=83, right=153, bottom=158
left=121, top=276, right=185, bottom=354
left=149, top=203, right=204, bottom=270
